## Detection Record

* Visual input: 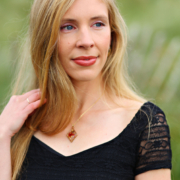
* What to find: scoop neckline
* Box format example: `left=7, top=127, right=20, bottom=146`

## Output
left=32, top=101, right=151, bottom=158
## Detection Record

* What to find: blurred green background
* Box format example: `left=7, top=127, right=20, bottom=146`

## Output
left=0, top=0, right=179, bottom=179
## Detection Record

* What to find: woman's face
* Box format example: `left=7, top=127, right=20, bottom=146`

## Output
left=58, top=0, right=111, bottom=82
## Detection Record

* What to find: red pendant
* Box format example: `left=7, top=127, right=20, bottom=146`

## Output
left=66, top=126, right=77, bottom=142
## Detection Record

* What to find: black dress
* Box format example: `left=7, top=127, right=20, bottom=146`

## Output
left=18, top=102, right=172, bottom=180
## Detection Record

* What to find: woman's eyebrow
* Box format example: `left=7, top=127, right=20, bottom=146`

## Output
left=61, top=15, right=108, bottom=23
left=91, top=15, right=108, bottom=21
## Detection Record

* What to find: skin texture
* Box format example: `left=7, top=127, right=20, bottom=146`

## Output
left=58, top=0, right=111, bottom=84
left=135, top=169, right=171, bottom=180
left=0, top=89, right=43, bottom=138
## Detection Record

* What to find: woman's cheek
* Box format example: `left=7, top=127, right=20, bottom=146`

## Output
left=104, top=33, right=111, bottom=46
left=97, top=30, right=111, bottom=47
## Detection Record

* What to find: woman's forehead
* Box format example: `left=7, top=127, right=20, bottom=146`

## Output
left=62, top=0, right=109, bottom=20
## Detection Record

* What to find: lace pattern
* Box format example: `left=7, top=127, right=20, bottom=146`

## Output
left=135, top=111, right=172, bottom=175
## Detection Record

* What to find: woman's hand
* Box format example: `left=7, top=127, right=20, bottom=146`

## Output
left=0, top=89, right=46, bottom=139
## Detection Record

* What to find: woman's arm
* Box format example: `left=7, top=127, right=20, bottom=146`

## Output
left=0, top=134, right=11, bottom=180
left=135, top=169, right=171, bottom=180
left=0, top=89, right=44, bottom=179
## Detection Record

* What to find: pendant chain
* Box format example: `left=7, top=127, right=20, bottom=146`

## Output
left=66, top=91, right=104, bottom=142
left=72, top=92, right=103, bottom=127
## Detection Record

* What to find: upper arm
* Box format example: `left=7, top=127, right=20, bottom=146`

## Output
left=135, top=111, right=172, bottom=177
left=135, top=169, right=171, bottom=180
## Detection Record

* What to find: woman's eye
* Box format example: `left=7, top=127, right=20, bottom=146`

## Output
left=61, top=25, right=74, bottom=31
left=93, top=22, right=105, bottom=27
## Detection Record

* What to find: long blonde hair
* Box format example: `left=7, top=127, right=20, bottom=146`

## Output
left=11, top=0, right=145, bottom=179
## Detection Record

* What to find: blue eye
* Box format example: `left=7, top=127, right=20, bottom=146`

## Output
left=61, top=25, right=74, bottom=31
left=94, top=22, right=104, bottom=27
left=66, top=25, right=73, bottom=30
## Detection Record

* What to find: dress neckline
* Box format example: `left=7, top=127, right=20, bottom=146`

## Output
left=32, top=101, right=150, bottom=158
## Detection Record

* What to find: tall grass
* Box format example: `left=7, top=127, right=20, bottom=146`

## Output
left=128, top=23, right=180, bottom=180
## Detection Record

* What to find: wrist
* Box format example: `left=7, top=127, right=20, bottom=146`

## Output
left=0, top=135, right=11, bottom=150
left=0, top=128, right=12, bottom=142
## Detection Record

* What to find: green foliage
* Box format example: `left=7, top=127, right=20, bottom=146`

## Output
left=127, top=24, right=180, bottom=180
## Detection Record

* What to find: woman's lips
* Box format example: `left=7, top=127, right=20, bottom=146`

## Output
left=73, top=56, right=97, bottom=60
left=72, top=56, right=98, bottom=66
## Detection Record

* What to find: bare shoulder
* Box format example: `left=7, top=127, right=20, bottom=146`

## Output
left=123, top=98, right=145, bottom=110
left=105, top=96, right=147, bottom=129
left=113, top=96, right=146, bottom=112
left=120, top=98, right=145, bottom=120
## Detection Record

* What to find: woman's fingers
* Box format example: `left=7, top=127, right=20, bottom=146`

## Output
left=23, top=99, right=47, bottom=115
left=20, top=91, right=42, bottom=110
left=20, top=89, right=40, bottom=101
left=0, top=89, right=47, bottom=138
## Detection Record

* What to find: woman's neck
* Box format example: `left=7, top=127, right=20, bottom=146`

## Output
left=72, top=78, right=105, bottom=113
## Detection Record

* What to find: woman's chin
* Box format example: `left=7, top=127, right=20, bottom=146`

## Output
left=70, top=75, right=99, bottom=83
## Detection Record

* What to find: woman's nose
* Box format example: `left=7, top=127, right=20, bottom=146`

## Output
left=76, top=28, right=95, bottom=49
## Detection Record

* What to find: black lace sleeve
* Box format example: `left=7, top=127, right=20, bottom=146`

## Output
left=135, top=107, right=172, bottom=175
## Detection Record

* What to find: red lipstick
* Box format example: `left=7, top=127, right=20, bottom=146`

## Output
left=72, top=56, right=97, bottom=66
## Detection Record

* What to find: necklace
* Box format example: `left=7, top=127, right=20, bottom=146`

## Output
left=66, top=93, right=103, bottom=142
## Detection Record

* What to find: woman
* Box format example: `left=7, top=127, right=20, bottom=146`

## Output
left=0, top=0, right=172, bottom=179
